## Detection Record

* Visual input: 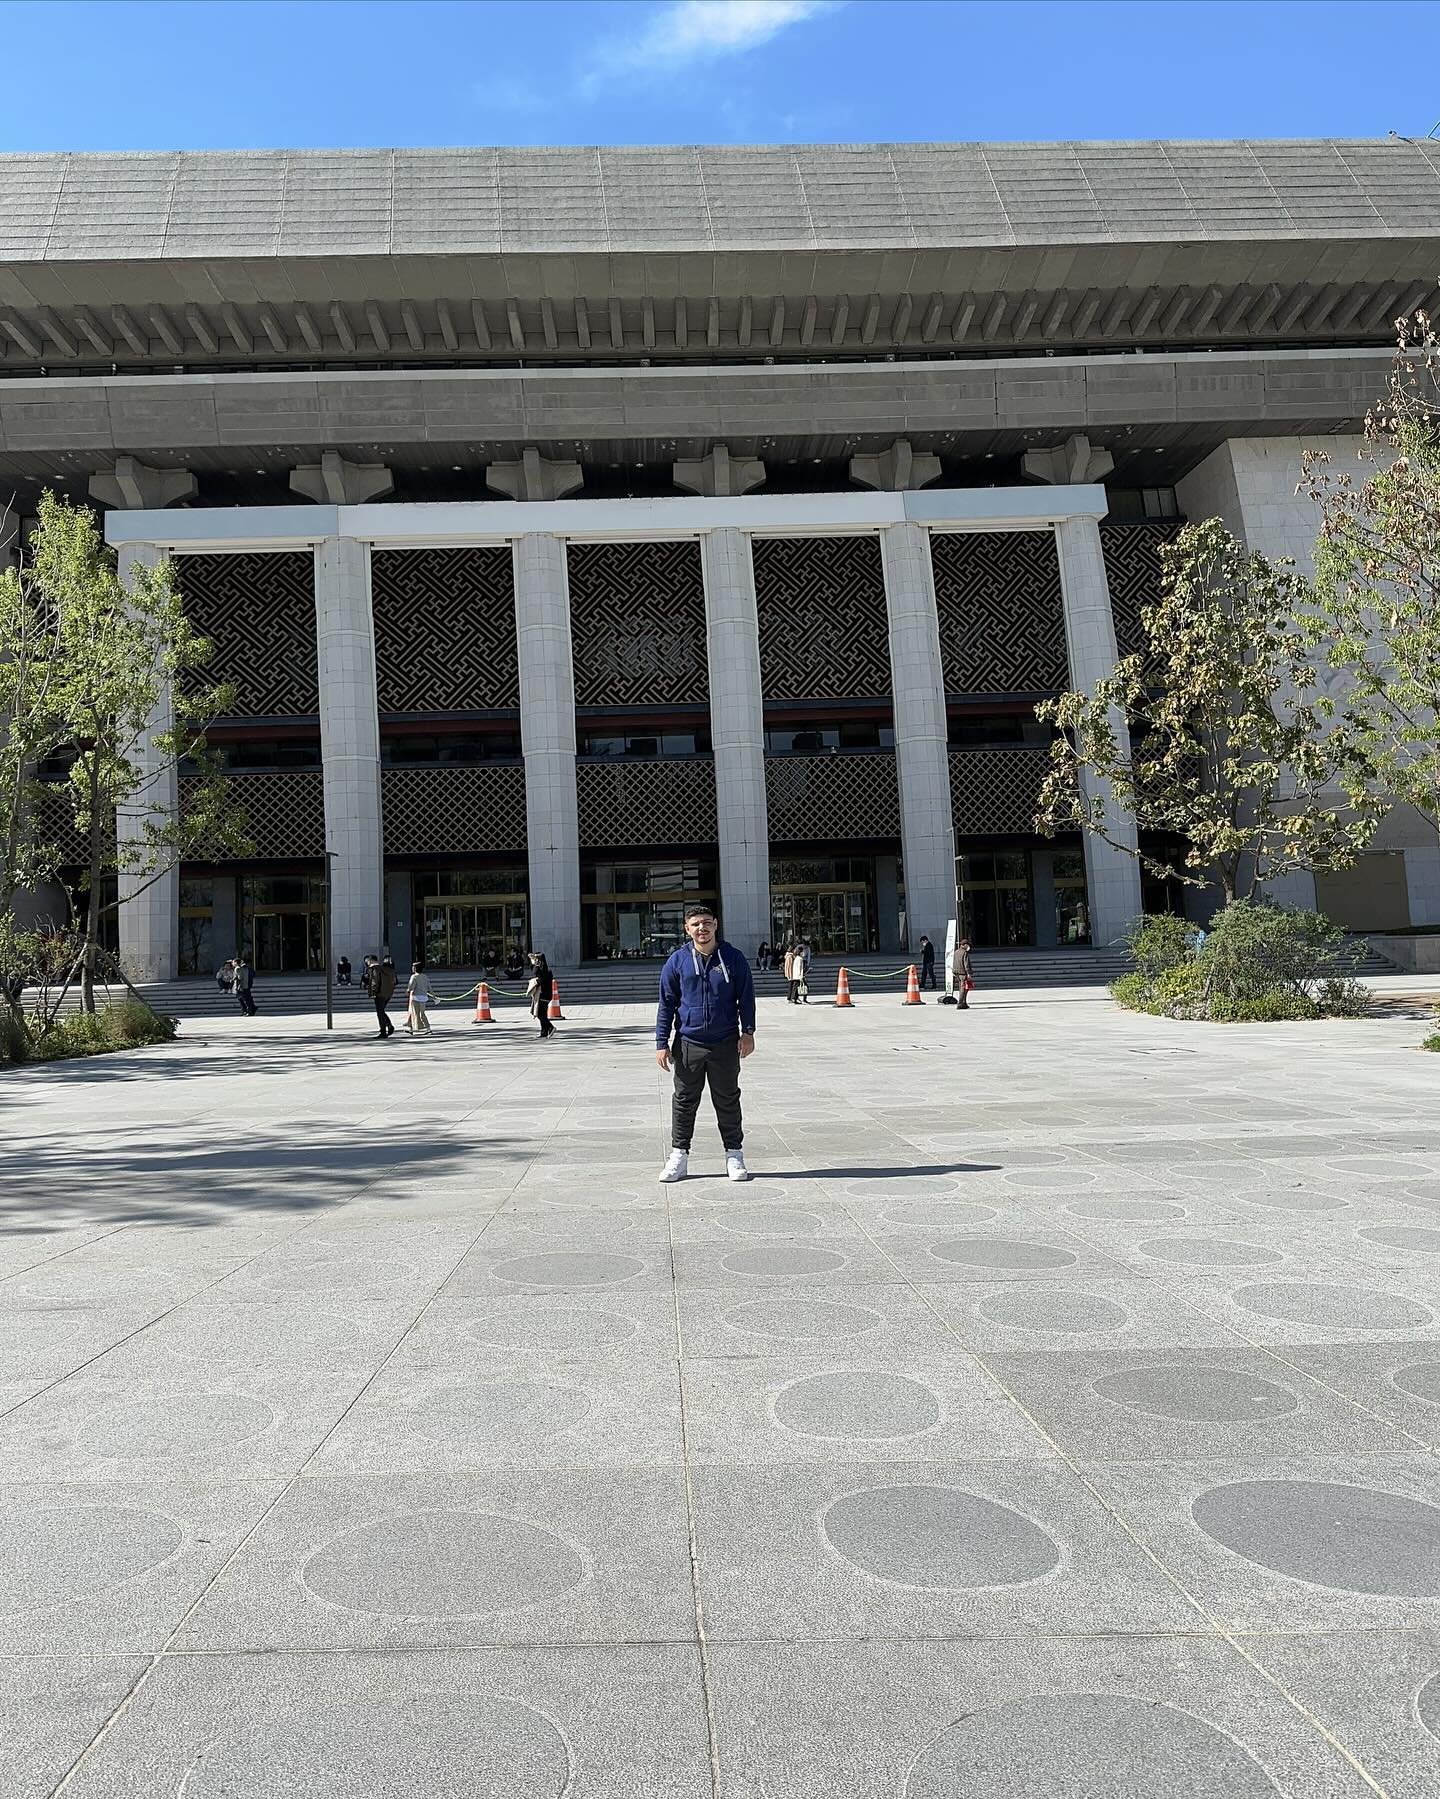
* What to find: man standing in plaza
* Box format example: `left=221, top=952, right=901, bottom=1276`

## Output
left=918, top=933, right=936, bottom=989
left=372, top=955, right=397, bottom=1039
left=655, top=904, right=756, bottom=1184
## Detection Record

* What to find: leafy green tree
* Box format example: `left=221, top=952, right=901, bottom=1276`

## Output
left=0, top=508, right=68, bottom=921
left=1303, top=315, right=1440, bottom=841
left=1035, top=517, right=1381, bottom=904
left=12, top=494, right=246, bottom=1009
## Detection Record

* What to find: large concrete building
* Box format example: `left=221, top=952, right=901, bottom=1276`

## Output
left=3, top=138, right=1439, bottom=976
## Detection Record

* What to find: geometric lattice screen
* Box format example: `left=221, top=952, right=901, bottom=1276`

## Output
left=371, top=547, right=519, bottom=712
left=754, top=536, right=891, bottom=702
left=765, top=752, right=900, bottom=840
left=931, top=531, right=1067, bottom=696
left=174, top=552, right=319, bottom=717
left=567, top=541, right=708, bottom=707
left=382, top=765, right=527, bottom=855
left=1102, top=522, right=1184, bottom=660
left=948, top=749, right=1048, bottom=836
left=577, top=758, right=717, bottom=848
left=181, top=771, right=325, bottom=859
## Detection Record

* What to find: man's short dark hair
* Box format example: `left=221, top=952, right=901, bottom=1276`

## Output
left=685, top=903, right=717, bottom=921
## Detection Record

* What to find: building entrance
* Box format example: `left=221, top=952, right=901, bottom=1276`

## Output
left=770, top=887, right=869, bottom=956
left=242, top=876, right=325, bottom=972
left=422, top=898, right=529, bottom=969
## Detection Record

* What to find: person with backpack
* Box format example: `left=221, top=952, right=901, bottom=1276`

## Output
left=372, top=956, right=397, bottom=1038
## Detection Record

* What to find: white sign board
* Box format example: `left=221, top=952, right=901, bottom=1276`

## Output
left=943, top=917, right=957, bottom=998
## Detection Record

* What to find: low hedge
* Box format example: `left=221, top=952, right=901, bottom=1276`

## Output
left=1, top=999, right=177, bottom=1066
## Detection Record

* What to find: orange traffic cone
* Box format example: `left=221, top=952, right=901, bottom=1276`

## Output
left=834, top=966, right=853, bottom=1007
left=472, top=982, right=494, bottom=1024
left=902, top=963, right=924, bottom=1004
left=548, top=980, right=565, bottom=1021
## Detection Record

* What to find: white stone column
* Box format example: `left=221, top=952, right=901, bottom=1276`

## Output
left=1055, top=516, right=1144, bottom=945
left=314, top=536, right=384, bottom=963
left=115, top=542, right=179, bottom=983
left=513, top=533, right=581, bottom=966
left=880, top=523, right=957, bottom=951
left=701, top=529, right=769, bottom=954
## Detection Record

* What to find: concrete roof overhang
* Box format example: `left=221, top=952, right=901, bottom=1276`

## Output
left=2, top=141, right=1439, bottom=373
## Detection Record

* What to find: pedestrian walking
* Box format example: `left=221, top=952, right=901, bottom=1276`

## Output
left=372, top=955, right=397, bottom=1038
left=528, top=951, right=556, bottom=1041
left=405, top=961, right=432, bottom=1034
left=952, top=935, right=975, bottom=1010
left=783, top=940, right=801, bottom=1005
left=918, top=933, right=936, bottom=990
left=655, top=903, right=756, bottom=1184
left=231, top=955, right=257, bottom=1016
left=798, top=936, right=812, bottom=1003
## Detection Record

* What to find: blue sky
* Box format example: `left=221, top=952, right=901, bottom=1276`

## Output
left=2, top=0, right=1436, bottom=152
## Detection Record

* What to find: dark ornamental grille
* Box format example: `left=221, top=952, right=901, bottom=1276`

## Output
left=1102, top=523, right=1184, bottom=660
left=182, top=771, right=325, bottom=859
left=765, top=752, right=900, bottom=840
left=949, top=749, right=1049, bottom=836
left=568, top=542, right=708, bottom=707
left=754, top=536, right=891, bottom=701
left=372, top=547, right=519, bottom=712
left=383, top=765, right=527, bottom=855
left=576, top=758, right=717, bottom=848
left=174, top=553, right=319, bottom=718
left=31, top=787, right=108, bottom=866
left=931, top=530, right=1067, bottom=696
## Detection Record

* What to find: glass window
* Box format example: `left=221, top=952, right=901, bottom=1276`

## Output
left=627, top=736, right=660, bottom=757
left=995, top=852, right=1029, bottom=882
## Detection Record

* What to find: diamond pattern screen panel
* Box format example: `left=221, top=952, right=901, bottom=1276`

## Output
left=755, top=536, right=891, bottom=702
left=31, top=787, right=106, bottom=866
left=175, top=553, right=319, bottom=718
left=182, top=771, right=325, bottom=860
left=372, top=548, right=519, bottom=713
left=577, top=758, right=717, bottom=848
left=383, top=765, right=527, bottom=855
left=765, top=753, right=900, bottom=841
left=949, top=749, right=1048, bottom=836
left=1102, top=523, right=1184, bottom=660
left=931, top=530, right=1067, bottom=697
left=568, top=541, right=708, bottom=707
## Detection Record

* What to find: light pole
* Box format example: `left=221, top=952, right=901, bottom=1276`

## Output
left=323, top=849, right=335, bottom=1032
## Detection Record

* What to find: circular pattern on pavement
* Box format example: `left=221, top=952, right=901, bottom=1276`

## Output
left=1416, top=1670, right=1440, bottom=1745
left=255, top=1257, right=416, bottom=1296
left=156, top=1306, right=366, bottom=1365
left=840, top=1176, right=962, bottom=1201
left=1391, top=1362, right=1440, bottom=1406
left=1005, top=1168, right=1098, bottom=1191
left=19, top=1265, right=184, bottom=1303
left=462, top=1309, right=638, bottom=1352
left=180, top=1694, right=571, bottom=1798
left=1234, top=1189, right=1348, bottom=1213
left=903, top=1693, right=1280, bottom=1797
left=1192, top=1480, right=1440, bottom=1596
left=1327, top=1158, right=1433, bottom=1180
left=1137, top=1237, right=1283, bottom=1269
left=0, top=1504, right=183, bottom=1614
left=1066, top=1199, right=1187, bottom=1222
left=722, top=1298, right=884, bottom=1342
left=78, top=1392, right=275, bottom=1459
left=823, top=1484, right=1059, bottom=1589
left=879, top=1201, right=998, bottom=1230
left=712, top=1208, right=824, bottom=1238
left=721, top=1246, right=845, bottom=1279
left=1361, top=1226, right=1440, bottom=1254
left=1233, top=1284, right=1432, bottom=1331
left=1094, top=1366, right=1298, bottom=1424
left=492, top=1252, right=645, bottom=1288
left=411, top=1380, right=592, bottom=1447
left=977, top=1291, right=1128, bottom=1335
left=775, top=1373, right=941, bottom=1440
left=303, top=1511, right=584, bottom=1617
left=931, top=1237, right=1076, bottom=1271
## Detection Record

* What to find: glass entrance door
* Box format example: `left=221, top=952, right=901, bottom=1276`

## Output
left=248, top=909, right=323, bottom=972
left=770, top=888, right=868, bottom=956
left=422, top=899, right=528, bottom=969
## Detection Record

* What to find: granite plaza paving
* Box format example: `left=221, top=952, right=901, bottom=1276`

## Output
left=4, top=984, right=1440, bottom=1796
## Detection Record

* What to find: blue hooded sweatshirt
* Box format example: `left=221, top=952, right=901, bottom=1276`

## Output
left=655, top=937, right=756, bottom=1048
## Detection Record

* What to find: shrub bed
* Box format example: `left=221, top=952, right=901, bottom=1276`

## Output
left=1113, top=902, right=1372, bottom=1023
left=0, top=999, right=177, bottom=1067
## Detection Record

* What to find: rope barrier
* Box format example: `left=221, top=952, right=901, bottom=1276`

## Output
left=842, top=966, right=911, bottom=981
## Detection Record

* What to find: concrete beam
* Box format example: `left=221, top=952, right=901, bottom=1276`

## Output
left=672, top=446, right=766, bottom=497
left=1022, top=432, right=1115, bottom=485
left=849, top=438, right=942, bottom=493
left=487, top=449, right=584, bottom=502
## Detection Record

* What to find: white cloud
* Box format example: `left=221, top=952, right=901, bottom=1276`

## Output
left=581, top=0, right=836, bottom=95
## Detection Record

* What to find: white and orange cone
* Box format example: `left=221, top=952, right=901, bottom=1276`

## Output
left=834, top=966, right=853, bottom=1007
left=902, top=964, right=924, bottom=1005
left=548, top=981, right=565, bottom=1021
left=472, top=982, right=494, bottom=1024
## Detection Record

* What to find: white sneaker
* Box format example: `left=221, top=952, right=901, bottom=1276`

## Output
left=726, top=1151, right=751, bottom=1183
left=659, top=1150, right=689, bottom=1184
